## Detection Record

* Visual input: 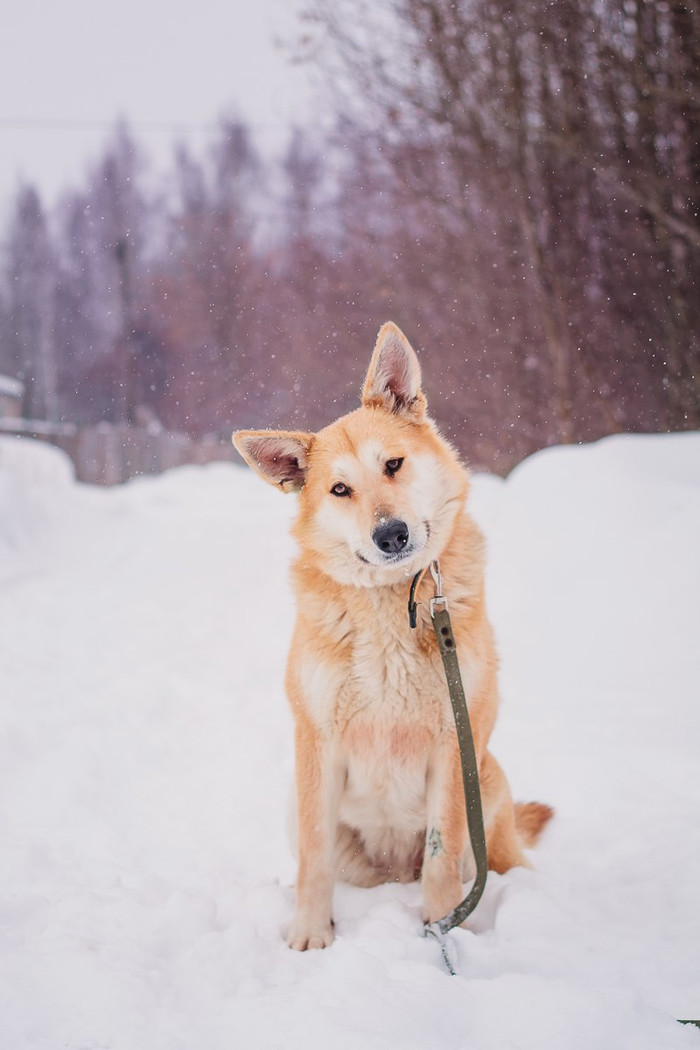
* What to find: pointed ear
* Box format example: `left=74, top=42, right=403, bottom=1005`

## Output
left=232, top=429, right=314, bottom=492
left=361, top=322, right=427, bottom=419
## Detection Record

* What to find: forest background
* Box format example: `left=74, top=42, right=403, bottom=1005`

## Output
left=1, top=0, right=698, bottom=474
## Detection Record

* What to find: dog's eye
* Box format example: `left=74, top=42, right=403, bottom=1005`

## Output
left=330, top=482, right=351, bottom=497
left=385, top=458, right=404, bottom=478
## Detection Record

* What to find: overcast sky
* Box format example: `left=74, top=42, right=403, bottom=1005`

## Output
left=0, top=0, right=315, bottom=209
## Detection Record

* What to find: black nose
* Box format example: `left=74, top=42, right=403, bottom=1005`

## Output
left=372, top=519, right=410, bottom=555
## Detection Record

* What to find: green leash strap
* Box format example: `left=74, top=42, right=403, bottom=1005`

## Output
left=411, top=565, right=699, bottom=1018
left=408, top=563, right=489, bottom=962
left=426, top=602, right=489, bottom=936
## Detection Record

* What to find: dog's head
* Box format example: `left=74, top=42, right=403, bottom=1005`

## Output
left=233, top=323, right=468, bottom=587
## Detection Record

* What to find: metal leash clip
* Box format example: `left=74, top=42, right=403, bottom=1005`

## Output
left=429, top=559, right=448, bottom=617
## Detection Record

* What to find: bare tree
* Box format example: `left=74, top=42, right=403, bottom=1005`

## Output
left=302, top=0, right=700, bottom=440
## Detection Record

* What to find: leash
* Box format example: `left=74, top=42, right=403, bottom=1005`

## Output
left=408, top=560, right=488, bottom=974
left=409, top=565, right=700, bottom=1022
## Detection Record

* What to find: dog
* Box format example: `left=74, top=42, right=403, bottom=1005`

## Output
left=233, top=322, right=552, bottom=950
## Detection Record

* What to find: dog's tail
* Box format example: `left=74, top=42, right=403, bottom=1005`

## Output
left=515, top=801, right=554, bottom=847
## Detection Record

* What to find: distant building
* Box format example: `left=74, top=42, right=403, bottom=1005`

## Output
left=0, top=374, right=24, bottom=421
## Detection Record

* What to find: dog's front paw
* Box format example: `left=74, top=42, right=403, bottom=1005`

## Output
left=422, top=870, right=464, bottom=926
left=286, top=916, right=334, bottom=951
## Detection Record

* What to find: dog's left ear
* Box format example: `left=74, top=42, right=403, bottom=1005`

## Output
left=361, top=322, right=427, bottom=420
left=232, top=429, right=314, bottom=492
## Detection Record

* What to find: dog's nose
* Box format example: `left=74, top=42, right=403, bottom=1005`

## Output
left=372, top=519, right=410, bottom=555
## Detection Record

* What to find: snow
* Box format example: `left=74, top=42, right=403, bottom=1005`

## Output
left=1, top=432, right=699, bottom=1049
left=0, top=373, right=24, bottom=399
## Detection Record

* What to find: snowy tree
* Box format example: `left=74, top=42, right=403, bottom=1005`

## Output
left=5, top=184, right=59, bottom=420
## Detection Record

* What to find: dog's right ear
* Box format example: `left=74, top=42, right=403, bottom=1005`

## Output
left=232, top=430, right=314, bottom=493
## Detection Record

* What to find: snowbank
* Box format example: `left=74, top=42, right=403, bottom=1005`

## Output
left=0, top=435, right=75, bottom=560
left=0, top=433, right=698, bottom=1049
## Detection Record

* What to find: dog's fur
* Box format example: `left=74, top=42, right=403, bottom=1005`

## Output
left=234, top=323, right=552, bottom=950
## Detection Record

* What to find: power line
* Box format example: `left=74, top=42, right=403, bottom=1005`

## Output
left=0, top=117, right=296, bottom=134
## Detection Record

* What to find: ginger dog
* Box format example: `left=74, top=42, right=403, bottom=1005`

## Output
left=234, top=323, right=552, bottom=950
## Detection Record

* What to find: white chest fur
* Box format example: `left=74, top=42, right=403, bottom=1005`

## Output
left=296, top=588, right=455, bottom=838
left=339, top=620, right=444, bottom=834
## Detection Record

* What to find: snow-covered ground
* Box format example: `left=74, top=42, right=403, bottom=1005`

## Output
left=1, top=432, right=699, bottom=1049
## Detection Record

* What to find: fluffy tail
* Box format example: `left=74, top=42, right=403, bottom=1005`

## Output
left=515, top=802, right=554, bottom=847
